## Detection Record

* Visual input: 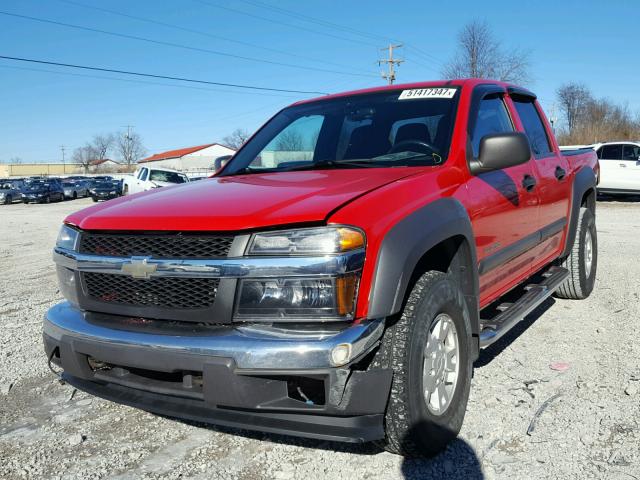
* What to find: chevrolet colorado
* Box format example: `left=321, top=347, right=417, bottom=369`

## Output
left=44, top=79, right=598, bottom=457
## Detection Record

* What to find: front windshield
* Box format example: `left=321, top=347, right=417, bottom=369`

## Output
left=149, top=171, right=188, bottom=184
left=223, top=87, right=460, bottom=175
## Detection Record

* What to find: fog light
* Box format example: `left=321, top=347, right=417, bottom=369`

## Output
left=330, top=343, right=352, bottom=367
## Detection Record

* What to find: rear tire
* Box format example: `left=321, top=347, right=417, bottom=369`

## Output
left=372, top=271, right=473, bottom=457
left=73, top=192, right=77, bottom=200
left=123, top=185, right=129, bottom=195
left=5, top=195, right=11, bottom=204
left=555, top=207, right=597, bottom=299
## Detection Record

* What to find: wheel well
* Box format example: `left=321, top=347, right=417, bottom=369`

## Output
left=581, top=188, right=596, bottom=213
left=404, top=235, right=479, bottom=335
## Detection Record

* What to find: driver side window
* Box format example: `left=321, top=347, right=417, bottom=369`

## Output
left=471, top=96, right=514, bottom=157
left=139, top=168, right=148, bottom=181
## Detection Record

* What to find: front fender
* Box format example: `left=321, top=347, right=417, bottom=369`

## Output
left=367, top=197, right=478, bottom=322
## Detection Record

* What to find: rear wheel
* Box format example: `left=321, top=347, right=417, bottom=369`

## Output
left=373, top=271, right=473, bottom=457
left=73, top=191, right=77, bottom=200
left=123, top=185, right=129, bottom=195
left=45, top=195, right=50, bottom=204
left=5, top=195, right=11, bottom=204
left=555, top=207, right=597, bottom=299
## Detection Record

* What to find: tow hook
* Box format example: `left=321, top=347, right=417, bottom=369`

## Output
left=47, top=350, right=65, bottom=385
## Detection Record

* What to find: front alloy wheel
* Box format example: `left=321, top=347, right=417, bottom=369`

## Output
left=423, top=313, right=459, bottom=415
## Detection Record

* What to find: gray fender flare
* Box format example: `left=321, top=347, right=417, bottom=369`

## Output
left=561, top=166, right=597, bottom=258
left=367, top=197, right=479, bottom=333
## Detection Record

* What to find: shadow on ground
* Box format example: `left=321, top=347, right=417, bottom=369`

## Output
left=475, top=297, right=555, bottom=368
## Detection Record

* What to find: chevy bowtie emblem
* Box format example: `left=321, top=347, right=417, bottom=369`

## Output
left=121, top=257, right=157, bottom=279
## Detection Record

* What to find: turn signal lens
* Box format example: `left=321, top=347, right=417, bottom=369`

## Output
left=336, top=274, right=359, bottom=316
left=337, top=227, right=365, bottom=252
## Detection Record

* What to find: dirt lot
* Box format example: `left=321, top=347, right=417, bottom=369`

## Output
left=1, top=197, right=639, bottom=480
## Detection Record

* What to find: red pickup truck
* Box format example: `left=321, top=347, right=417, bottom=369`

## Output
left=44, top=79, right=598, bottom=457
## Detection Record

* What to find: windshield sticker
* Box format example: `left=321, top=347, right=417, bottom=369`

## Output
left=398, top=88, right=457, bottom=100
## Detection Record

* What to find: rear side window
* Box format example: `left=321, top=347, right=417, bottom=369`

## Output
left=512, top=99, right=552, bottom=158
left=600, top=144, right=623, bottom=160
left=471, top=96, right=514, bottom=157
left=622, top=144, right=640, bottom=160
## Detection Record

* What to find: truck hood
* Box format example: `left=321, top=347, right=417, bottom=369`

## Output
left=65, top=168, right=425, bottom=231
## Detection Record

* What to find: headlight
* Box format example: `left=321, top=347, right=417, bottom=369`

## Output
left=109, top=190, right=116, bottom=194
left=56, top=224, right=79, bottom=250
left=235, top=274, right=359, bottom=321
left=248, top=226, right=364, bottom=255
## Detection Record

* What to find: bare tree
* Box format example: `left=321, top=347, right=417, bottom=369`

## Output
left=555, top=84, right=640, bottom=144
left=72, top=145, right=97, bottom=173
left=276, top=130, right=304, bottom=151
left=222, top=128, right=251, bottom=149
left=90, top=133, right=115, bottom=160
left=556, top=83, right=592, bottom=133
left=116, top=131, right=146, bottom=165
left=442, top=20, right=531, bottom=84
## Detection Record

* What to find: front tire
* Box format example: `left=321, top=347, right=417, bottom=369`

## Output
left=555, top=207, right=597, bottom=299
left=373, top=271, right=473, bottom=457
left=5, top=195, right=11, bottom=204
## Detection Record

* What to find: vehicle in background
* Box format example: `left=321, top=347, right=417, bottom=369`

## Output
left=122, top=167, right=188, bottom=195
left=89, top=180, right=120, bottom=202
left=0, top=179, right=25, bottom=204
left=594, top=142, right=640, bottom=194
left=62, top=180, right=89, bottom=200
left=189, top=176, right=208, bottom=181
left=45, top=79, right=599, bottom=457
left=21, top=180, right=65, bottom=203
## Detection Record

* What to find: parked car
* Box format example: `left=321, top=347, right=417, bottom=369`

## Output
left=89, top=180, right=120, bottom=202
left=594, top=142, right=640, bottom=194
left=45, top=79, right=598, bottom=457
left=22, top=181, right=65, bottom=203
left=61, top=180, right=89, bottom=200
left=122, top=167, right=188, bottom=195
left=0, top=179, right=25, bottom=204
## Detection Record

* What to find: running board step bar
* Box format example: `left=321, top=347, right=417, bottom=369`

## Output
left=479, top=266, right=569, bottom=348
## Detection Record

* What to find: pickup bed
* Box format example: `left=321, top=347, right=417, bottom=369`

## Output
left=44, top=79, right=598, bottom=457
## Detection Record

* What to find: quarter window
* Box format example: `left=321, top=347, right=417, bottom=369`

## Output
left=622, top=144, right=640, bottom=160
left=512, top=99, right=552, bottom=158
left=471, top=96, right=514, bottom=157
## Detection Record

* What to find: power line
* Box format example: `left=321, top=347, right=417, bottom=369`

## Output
left=192, top=0, right=379, bottom=48
left=236, top=0, right=395, bottom=44
left=0, top=55, right=329, bottom=94
left=0, top=64, right=300, bottom=97
left=198, top=1, right=447, bottom=75
left=53, top=0, right=377, bottom=77
left=0, top=10, right=377, bottom=78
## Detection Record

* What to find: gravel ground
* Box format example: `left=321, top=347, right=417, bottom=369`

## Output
left=1, top=197, right=639, bottom=480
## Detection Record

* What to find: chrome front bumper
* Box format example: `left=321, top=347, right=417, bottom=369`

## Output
left=44, top=302, right=384, bottom=369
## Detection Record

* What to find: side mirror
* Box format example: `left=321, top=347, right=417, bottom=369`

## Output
left=469, top=132, right=532, bottom=175
left=213, top=155, right=232, bottom=172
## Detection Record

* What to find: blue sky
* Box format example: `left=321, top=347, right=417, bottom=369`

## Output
left=1, top=0, right=637, bottom=162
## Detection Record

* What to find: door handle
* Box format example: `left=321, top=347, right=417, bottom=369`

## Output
left=619, top=163, right=627, bottom=168
left=555, top=166, right=566, bottom=180
left=522, top=175, right=537, bottom=192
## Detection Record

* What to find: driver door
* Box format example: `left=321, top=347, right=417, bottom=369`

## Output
left=465, top=93, right=540, bottom=306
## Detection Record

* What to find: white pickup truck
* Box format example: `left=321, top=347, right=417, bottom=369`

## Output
left=122, top=166, right=189, bottom=195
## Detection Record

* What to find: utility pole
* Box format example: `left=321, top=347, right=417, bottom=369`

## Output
left=378, top=44, right=403, bottom=85
left=121, top=125, right=135, bottom=141
left=60, top=145, right=66, bottom=165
